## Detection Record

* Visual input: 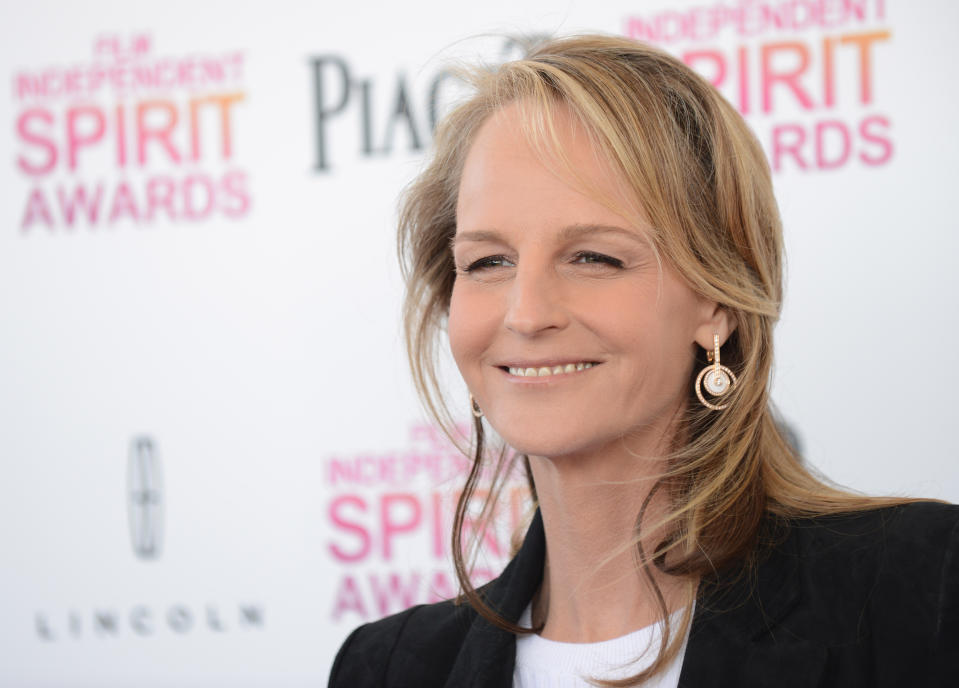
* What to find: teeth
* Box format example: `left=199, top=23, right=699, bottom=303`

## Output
left=506, top=363, right=596, bottom=377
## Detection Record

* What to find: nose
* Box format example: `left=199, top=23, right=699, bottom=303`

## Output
left=503, top=264, right=569, bottom=337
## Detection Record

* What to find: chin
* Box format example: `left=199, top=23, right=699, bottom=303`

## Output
left=485, top=400, right=676, bottom=463
left=490, top=417, right=612, bottom=461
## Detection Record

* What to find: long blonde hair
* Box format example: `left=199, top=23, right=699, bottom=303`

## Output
left=398, top=34, right=911, bottom=686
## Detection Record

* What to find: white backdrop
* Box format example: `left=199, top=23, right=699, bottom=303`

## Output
left=1, top=1, right=956, bottom=686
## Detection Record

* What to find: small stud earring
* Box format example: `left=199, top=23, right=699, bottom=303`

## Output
left=695, top=334, right=737, bottom=411
left=470, top=394, right=484, bottom=418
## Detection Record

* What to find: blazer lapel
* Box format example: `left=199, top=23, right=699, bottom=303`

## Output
left=679, top=630, right=827, bottom=688
left=444, top=511, right=546, bottom=688
left=679, top=518, right=828, bottom=688
left=443, top=511, right=829, bottom=688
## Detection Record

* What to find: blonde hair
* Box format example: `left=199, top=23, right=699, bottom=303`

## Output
left=398, top=34, right=911, bottom=686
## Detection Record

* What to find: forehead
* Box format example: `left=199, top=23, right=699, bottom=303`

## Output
left=455, top=101, right=646, bottom=234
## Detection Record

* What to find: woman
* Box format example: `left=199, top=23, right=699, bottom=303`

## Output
left=329, top=35, right=958, bottom=687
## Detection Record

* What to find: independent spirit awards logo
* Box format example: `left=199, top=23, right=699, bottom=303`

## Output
left=623, top=1, right=894, bottom=173
left=13, top=33, right=251, bottom=232
left=33, top=435, right=265, bottom=641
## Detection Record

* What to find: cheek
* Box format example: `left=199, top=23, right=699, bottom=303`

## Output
left=587, top=283, right=697, bottom=390
left=641, top=287, right=705, bottom=394
left=586, top=285, right=664, bottom=353
left=447, top=284, right=496, bottom=378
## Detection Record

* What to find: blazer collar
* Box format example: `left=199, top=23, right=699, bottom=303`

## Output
left=443, top=510, right=546, bottom=688
left=444, top=510, right=827, bottom=688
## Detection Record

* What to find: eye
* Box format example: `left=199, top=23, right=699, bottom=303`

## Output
left=462, top=255, right=515, bottom=272
left=571, top=251, right=625, bottom=268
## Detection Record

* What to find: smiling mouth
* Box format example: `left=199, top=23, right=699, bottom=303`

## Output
left=500, top=362, right=599, bottom=378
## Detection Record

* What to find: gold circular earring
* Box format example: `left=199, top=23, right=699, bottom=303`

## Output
left=469, top=394, right=484, bottom=418
left=695, top=333, right=737, bottom=411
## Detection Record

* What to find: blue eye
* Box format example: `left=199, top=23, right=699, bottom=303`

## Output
left=464, top=255, right=514, bottom=272
left=571, top=251, right=625, bottom=268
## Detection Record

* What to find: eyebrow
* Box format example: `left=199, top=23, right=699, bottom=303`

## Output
left=451, top=223, right=647, bottom=247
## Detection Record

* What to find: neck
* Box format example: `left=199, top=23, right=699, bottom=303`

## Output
left=528, top=428, right=691, bottom=642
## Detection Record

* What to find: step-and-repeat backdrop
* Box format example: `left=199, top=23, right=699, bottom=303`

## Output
left=2, top=1, right=957, bottom=685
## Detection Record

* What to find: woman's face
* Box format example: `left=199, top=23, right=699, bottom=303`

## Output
left=449, top=102, right=724, bottom=460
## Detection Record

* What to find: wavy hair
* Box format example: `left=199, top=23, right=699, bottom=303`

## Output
left=398, top=34, right=911, bottom=686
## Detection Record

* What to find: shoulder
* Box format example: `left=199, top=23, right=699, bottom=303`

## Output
left=772, top=501, right=959, bottom=644
left=791, top=499, right=959, bottom=534
left=328, top=598, right=477, bottom=688
left=685, top=502, right=959, bottom=686
left=708, top=501, right=959, bottom=613
left=781, top=500, right=959, bottom=569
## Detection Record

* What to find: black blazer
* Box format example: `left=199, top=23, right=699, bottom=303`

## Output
left=329, top=502, right=959, bottom=687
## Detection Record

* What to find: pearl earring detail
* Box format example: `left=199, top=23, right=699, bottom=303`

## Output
left=695, top=334, right=737, bottom=410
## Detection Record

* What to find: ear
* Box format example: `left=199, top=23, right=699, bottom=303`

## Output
left=693, top=301, right=736, bottom=351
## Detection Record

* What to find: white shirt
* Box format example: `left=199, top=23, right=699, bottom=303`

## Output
left=512, top=603, right=689, bottom=688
